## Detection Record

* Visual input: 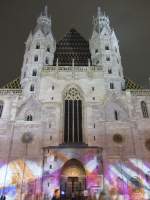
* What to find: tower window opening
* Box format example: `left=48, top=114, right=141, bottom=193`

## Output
left=26, top=114, right=33, bottom=121
left=106, top=57, right=110, bottom=61
left=30, top=84, right=34, bottom=92
left=114, top=110, right=118, bottom=121
left=105, top=46, right=109, bottom=50
left=36, top=43, right=40, bottom=49
left=34, top=55, right=38, bottom=62
left=52, top=85, right=55, bottom=90
left=95, top=49, right=98, bottom=53
left=141, top=101, right=149, bottom=118
left=0, top=101, right=4, bottom=118
left=23, top=72, right=26, bottom=78
left=94, top=123, right=96, bottom=128
left=92, top=87, right=95, bottom=91
left=119, top=70, right=121, bottom=77
left=47, top=47, right=50, bottom=52
left=108, top=69, right=112, bottom=74
left=45, top=57, right=49, bottom=65
left=110, top=83, right=114, bottom=89
left=96, top=60, right=99, bottom=65
left=32, top=69, right=37, bottom=76
left=93, top=97, right=95, bottom=100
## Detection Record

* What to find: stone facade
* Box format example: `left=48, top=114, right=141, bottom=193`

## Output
left=0, top=6, right=150, bottom=200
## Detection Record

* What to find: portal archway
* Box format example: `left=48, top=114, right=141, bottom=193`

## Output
left=60, top=159, right=86, bottom=199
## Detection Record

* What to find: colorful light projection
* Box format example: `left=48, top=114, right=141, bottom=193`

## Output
left=0, top=155, right=150, bottom=199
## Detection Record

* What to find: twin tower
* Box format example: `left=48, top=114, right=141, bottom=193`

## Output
left=21, top=6, right=125, bottom=96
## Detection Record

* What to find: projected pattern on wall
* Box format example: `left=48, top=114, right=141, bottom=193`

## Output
left=0, top=156, right=150, bottom=199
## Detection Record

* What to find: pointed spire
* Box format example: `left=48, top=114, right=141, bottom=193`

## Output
left=97, top=7, right=101, bottom=17
left=43, top=5, right=48, bottom=17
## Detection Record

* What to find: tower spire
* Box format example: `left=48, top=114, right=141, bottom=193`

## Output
left=97, top=7, right=101, bottom=17
left=43, top=5, right=48, bottom=17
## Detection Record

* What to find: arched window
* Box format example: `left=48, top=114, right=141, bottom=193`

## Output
left=36, top=43, right=40, bottom=49
left=0, top=101, right=4, bottom=118
left=45, top=57, right=49, bottom=65
left=26, top=114, right=33, bottom=121
left=34, top=55, right=38, bottom=62
left=114, top=110, right=118, bottom=120
left=32, top=69, right=37, bottom=76
left=64, top=87, right=83, bottom=144
left=141, top=101, right=149, bottom=118
left=30, top=84, right=34, bottom=92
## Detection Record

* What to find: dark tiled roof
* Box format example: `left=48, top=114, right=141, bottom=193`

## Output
left=125, top=77, right=142, bottom=89
left=53, top=29, right=91, bottom=66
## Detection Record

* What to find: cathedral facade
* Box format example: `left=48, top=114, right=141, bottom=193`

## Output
left=0, top=6, right=150, bottom=200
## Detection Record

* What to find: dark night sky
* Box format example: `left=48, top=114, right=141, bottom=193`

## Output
left=0, top=0, right=150, bottom=87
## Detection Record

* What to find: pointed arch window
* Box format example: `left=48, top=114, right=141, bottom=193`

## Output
left=26, top=114, right=33, bottom=121
left=32, top=69, right=37, bottom=76
left=0, top=101, right=4, bottom=118
left=64, top=87, right=83, bottom=144
left=141, top=101, right=149, bottom=118
left=30, top=84, right=34, bottom=92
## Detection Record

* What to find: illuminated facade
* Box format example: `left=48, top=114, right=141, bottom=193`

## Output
left=0, top=6, right=150, bottom=200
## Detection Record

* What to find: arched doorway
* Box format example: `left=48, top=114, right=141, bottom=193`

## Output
left=60, top=159, right=86, bottom=199
left=64, top=87, right=83, bottom=144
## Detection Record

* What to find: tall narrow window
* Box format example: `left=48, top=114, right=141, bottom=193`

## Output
left=45, top=57, right=49, bottom=65
left=47, top=46, right=50, bottom=52
left=106, top=57, right=110, bottom=61
left=34, top=55, right=38, bottom=62
left=30, top=84, right=34, bottom=92
left=114, top=110, right=118, bottom=121
left=0, top=101, right=4, bottom=118
left=36, top=43, right=40, bottom=49
left=64, top=87, right=83, bottom=144
left=26, top=114, right=33, bottom=121
left=108, top=69, right=112, bottom=74
left=110, top=83, right=114, bottom=89
left=32, top=69, right=37, bottom=76
left=141, top=101, right=149, bottom=118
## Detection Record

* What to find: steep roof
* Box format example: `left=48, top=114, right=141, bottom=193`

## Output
left=53, top=29, right=91, bottom=66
